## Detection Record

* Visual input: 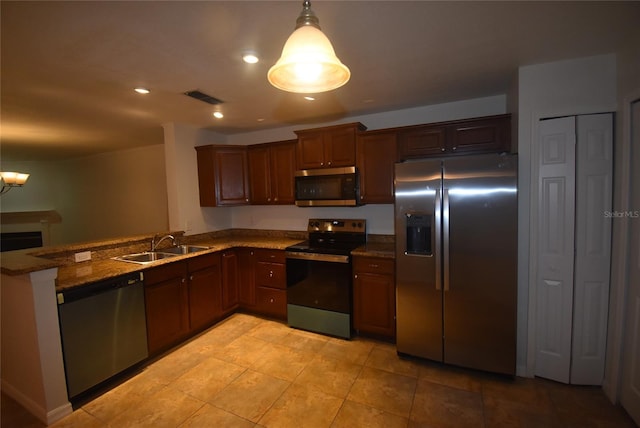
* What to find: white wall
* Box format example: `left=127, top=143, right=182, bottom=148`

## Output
left=166, top=95, right=507, bottom=236
left=517, top=53, right=618, bottom=377
left=604, top=39, right=640, bottom=402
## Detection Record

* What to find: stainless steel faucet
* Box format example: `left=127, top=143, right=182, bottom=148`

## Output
left=151, top=234, right=176, bottom=251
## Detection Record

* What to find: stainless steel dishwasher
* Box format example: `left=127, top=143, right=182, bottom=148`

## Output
left=57, top=272, right=148, bottom=401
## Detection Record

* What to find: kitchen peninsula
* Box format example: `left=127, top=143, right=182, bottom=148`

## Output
left=0, top=228, right=393, bottom=424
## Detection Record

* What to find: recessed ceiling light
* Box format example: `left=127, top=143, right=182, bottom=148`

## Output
left=213, top=112, right=224, bottom=119
left=242, top=53, right=259, bottom=64
left=304, top=96, right=315, bottom=101
left=134, top=87, right=150, bottom=94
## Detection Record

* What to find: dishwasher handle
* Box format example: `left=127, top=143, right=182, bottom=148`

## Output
left=58, top=272, right=143, bottom=305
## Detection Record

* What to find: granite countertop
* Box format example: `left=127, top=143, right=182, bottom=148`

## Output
left=352, top=242, right=395, bottom=258
left=1, top=230, right=395, bottom=292
left=54, top=236, right=304, bottom=291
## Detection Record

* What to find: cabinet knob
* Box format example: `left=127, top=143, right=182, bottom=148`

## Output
left=182, top=278, right=186, bottom=284
left=441, top=147, right=446, bottom=152
left=269, top=271, right=273, bottom=277
left=267, top=198, right=271, bottom=202
left=269, top=298, right=274, bottom=303
left=452, top=146, right=457, bottom=151
left=354, top=274, right=358, bottom=279
left=189, top=275, right=194, bottom=281
left=321, top=162, right=324, bottom=166
left=274, top=197, right=278, bottom=202
left=328, top=161, right=332, bottom=166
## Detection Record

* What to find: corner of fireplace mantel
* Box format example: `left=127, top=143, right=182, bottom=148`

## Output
left=0, top=210, right=62, bottom=225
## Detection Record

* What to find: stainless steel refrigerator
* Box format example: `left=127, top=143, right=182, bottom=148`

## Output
left=395, top=153, right=517, bottom=375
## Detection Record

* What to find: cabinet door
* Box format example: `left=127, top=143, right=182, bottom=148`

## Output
left=325, top=127, right=356, bottom=167
left=248, top=146, right=272, bottom=204
left=221, top=250, right=239, bottom=313
left=215, top=148, right=250, bottom=205
left=238, top=248, right=256, bottom=307
left=353, top=257, right=396, bottom=338
left=188, top=253, right=222, bottom=332
left=144, top=262, right=189, bottom=355
left=297, top=132, right=326, bottom=169
left=397, top=125, right=446, bottom=160
left=270, top=141, right=296, bottom=204
left=195, top=146, right=218, bottom=207
left=447, top=115, right=511, bottom=154
left=357, top=131, right=397, bottom=204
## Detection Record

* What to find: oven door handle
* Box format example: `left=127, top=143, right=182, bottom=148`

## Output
left=286, top=251, right=350, bottom=264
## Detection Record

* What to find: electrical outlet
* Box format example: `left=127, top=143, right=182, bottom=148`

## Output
left=74, top=251, right=92, bottom=262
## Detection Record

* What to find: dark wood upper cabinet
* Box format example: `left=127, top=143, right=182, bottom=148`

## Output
left=248, top=140, right=296, bottom=205
left=397, top=114, right=511, bottom=161
left=397, top=125, right=447, bottom=159
left=195, top=145, right=250, bottom=207
left=295, top=122, right=367, bottom=169
left=356, top=130, right=397, bottom=204
left=447, top=114, right=511, bottom=154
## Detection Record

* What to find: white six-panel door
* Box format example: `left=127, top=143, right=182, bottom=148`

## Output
left=571, top=114, right=613, bottom=385
left=535, top=116, right=576, bottom=383
left=534, top=113, right=613, bottom=385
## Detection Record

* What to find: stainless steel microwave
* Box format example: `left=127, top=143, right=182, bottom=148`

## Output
left=294, top=166, right=360, bottom=207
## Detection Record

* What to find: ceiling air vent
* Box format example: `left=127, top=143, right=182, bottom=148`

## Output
left=184, top=90, right=224, bottom=105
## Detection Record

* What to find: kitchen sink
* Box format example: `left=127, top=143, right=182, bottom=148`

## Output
left=113, top=251, right=179, bottom=265
left=160, top=245, right=210, bottom=255
left=113, top=245, right=209, bottom=265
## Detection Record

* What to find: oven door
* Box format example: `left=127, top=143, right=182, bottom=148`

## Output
left=286, top=252, right=352, bottom=314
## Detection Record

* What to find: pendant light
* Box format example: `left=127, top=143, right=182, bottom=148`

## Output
left=268, top=0, right=350, bottom=93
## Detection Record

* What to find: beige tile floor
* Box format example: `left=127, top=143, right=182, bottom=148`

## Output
left=2, top=313, right=636, bottom=427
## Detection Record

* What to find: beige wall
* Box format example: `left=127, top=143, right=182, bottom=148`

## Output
left=1, top=144, right=169, bottom=245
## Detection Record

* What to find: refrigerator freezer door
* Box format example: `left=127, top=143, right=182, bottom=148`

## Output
left=395, top=159, right=443, bottom=361
left=442, top=153, right=518, bottom=375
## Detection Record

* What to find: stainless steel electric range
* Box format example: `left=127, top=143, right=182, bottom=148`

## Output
left=285, top=218, right=366, bottom=339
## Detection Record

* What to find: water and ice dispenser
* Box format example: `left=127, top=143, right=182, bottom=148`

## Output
left=405, top=213, right=432, bottom=255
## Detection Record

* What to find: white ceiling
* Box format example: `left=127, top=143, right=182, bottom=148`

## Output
left=1, top=1, right=638, bottom=161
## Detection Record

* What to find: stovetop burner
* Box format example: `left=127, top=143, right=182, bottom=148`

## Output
left=286, top=219, right=367, bottom=256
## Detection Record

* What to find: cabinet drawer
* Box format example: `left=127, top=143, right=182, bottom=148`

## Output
left=353, top=256, right=395, bottom=275
left=256, top=287, right=287, bottom=318
left=255, top=262, right=286, bottom=289
left=254, top=249, right=286, bottom=264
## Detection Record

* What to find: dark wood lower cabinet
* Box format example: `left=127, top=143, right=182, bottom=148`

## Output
left=221, top=250, right=239, bottom=315
left=353, top=256, right=396, bottom=339
left=187, top=253, right=222, bottom=332
left=251, top=249, right=287, bottom=319
left=144, top=262, right=190, bottom=355
left=145, top=253, right=224, bottom=355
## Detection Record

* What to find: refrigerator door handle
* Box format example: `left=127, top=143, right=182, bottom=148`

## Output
left=435, top=188, right=442, bottom=291
left=443, top=188, right=450, bottom=291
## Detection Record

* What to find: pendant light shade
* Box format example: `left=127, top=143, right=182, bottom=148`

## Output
left=268, top=1, right=350, bottom=93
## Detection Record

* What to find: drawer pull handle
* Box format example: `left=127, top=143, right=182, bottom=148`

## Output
left=269, top=271, right=273, bottom=277
left=369, top=264, right=379, bottom=268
